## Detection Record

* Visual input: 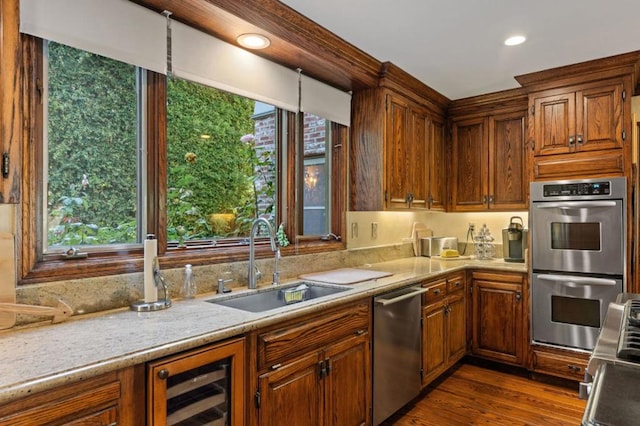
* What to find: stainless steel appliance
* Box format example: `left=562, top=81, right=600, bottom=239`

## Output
left=502, top=216, right=528, bottom=263
left=582, top=296, right=640, bottom=425
left=420, top=236, right=458, bottom=257
left=530, top=177, right=626, bottom=350
left=373, top=285, right=428, bottom=425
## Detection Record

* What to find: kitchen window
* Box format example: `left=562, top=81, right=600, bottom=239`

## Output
left=20, top=37, right=346, bottom=283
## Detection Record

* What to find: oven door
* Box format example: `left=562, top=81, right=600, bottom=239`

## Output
left=531, top=273, right=622, bottom=350
left=531, top=199, right=624, bottom=275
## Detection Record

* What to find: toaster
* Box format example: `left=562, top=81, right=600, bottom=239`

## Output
left=421, top=237, right=458, bottom=257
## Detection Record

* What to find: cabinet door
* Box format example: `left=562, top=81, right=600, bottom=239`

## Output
left=324, top=333, right=371, bottom=426
left=422, top=300, right=446, bottom=386
left=429, top=115, right=447, bottom=211
left=446, top=292, right=467, bottom=365
left=0, top=0, right=20, bottom=203
left=533, top=92, right=576, bottom=156
left=147, top=338, right=245, bottom=426
left=257, top=352, right=322, bottom=426
left=576, top=82, right=623, bottom=152
left=451, top=117, right=489, bottom=211
left=409, top=108, right=429, bottom=209
left=385, top=95, right=411, bottom=209
left=472, top=276, right=525, bottom=366
left=489, top=111, right=528, bottom=209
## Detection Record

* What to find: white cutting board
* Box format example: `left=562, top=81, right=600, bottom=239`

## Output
left=299, top=268, right=392, bottom=285
left=0, top=233, right=16, bottom=329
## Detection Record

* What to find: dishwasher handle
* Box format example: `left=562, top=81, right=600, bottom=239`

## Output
left=375, top=287, right=430, bottom=306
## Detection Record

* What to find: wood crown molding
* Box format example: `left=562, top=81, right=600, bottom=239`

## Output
left=515, top=50, right=640, bottom=92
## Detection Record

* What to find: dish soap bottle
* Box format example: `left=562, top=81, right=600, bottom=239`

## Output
left=182, top=264, right=197, bottom=299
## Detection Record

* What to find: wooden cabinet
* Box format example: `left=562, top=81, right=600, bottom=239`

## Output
left=0, top=367, right=141, bottom=426
left=529, top=79, right=628, bottom=179
left=471, top=271, right=527, bottom=367
left=385, top=94, right=429, bottom=209
left=450, top=91, right=528, bottom=211
left=421, top=272, right=466, bottom=386
left=514, top=53, right=640, bottom=181
left=251, top=300, right=370, bottom=426
left=532, top=82, right=623, bottom=156
left=529, top=345, right=590, bottom=382
left=351, top=85, right=447, bottom=211
left=147, top=337, right=245, bottom=426
left=0, top=0, right=21, bottom=203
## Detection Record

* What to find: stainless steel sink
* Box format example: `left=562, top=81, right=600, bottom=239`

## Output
left=206, top=282, right=348, bottom=312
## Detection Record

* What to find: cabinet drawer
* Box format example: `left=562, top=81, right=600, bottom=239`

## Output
left=257, top=301, right=369, bottom=370
left=423, top=281, right=447, bottom=304
left=531, top=349, right=589, bottom=381
left=446, top=274, right=465, bottom=293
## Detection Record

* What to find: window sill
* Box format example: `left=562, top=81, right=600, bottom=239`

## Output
left=20, top=240, right=346, bottom=285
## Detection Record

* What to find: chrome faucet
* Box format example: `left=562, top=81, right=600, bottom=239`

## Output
left=249, top=218, right=277, bottom=289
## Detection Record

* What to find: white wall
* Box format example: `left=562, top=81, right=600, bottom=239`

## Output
left=346, top=210, right=528, bottom=250
left=0, top=204, right=15, bottom=234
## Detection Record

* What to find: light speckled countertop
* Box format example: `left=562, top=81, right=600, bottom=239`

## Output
left=0, top=257, right=526, bottom=404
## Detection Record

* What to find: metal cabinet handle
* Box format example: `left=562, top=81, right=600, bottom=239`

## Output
left=375, top=287, right=430, bottom=306
left=577, top=134, right=583, bottom=145
left=433, top=289, right=441, bottom=296
left=355, top=329, right=366, bottom=336
left=567, top=364, right=582, bottom=373
left=569, top=135, right=575, bottom=146
left=515, top=292, right=522, bottom=302
left=482, top=195, right=487, bottom=204
left=489, top=195, right=494, bottom=204
left=157, top=369, right=169, bottom=380
left=453, top=281, right=461, bottom=288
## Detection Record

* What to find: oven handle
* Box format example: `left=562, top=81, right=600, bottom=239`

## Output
left=536, top=274, right=618, bottom=286
left=534, top=201, right=617, bottom=209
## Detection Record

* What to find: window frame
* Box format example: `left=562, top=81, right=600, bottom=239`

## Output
left=20, top=36, right=346, bottom=284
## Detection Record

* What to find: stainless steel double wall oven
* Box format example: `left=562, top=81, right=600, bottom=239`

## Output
left=530, top=177, right=626, bottom=350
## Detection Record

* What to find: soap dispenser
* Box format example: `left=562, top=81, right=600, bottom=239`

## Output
left=182, top=264, right=197, bottom=299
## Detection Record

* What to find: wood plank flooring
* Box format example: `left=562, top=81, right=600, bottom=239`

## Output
left=382, top=363, right=586, bottom=426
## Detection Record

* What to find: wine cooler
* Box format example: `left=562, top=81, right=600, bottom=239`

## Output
left=147, top=337, right=245, bottom=425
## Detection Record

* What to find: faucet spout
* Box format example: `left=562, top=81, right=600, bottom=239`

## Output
left=249, top=218, right=277, bottom=289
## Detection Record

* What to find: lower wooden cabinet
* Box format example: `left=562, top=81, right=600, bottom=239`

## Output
left=0, top=367, right=140, bottom=426
left=147, top=337, right=245, bottom=426
left=251, top=300, right=371, bottom=426
left=422, top=273, right=467, bottom=386
left=471, top=271, right=527, bottom=366
left=529, top=345, right=589, bottom=381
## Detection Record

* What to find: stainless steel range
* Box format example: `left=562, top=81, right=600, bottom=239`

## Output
left=583, top=296, right=640, bottom=425
left=530, top=177, right=626, bottom=351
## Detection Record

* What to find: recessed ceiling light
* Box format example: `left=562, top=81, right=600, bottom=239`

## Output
left=237, top=33, right=271, bottom=50
left=504, top=35, right=526, bottom=46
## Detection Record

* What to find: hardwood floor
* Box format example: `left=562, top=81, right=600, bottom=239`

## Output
left=382, top=363, right=586, bottom=426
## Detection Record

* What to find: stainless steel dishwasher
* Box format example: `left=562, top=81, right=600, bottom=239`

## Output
left=373, top=285, right=429, bottom=425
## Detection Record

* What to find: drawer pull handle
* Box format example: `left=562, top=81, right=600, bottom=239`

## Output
left=433, top=289, right=441, bottom=296
left=355, top=329, right=366, bottom=336
left=567, top=364, right=581, bottom=372
left=270, top=363, right=282, bottom=371
left=157, top=369, right=169, bottom=380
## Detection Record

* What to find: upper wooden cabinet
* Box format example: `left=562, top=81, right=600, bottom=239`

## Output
left=528, top=79, right=628, bottom=180
left=351, top=89, right=447, bottom=211
left=0, top=0, right=21, bottom=203
left=351, top=63, right=449, bottom=211
left=532, top=81, right=624, bottom=156
left=450, top=90, right=528, bottom=212
left=515, top=53, right=640, bottom=181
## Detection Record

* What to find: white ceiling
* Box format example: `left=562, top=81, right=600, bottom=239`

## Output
left=280, top=0, right=640, bottom=100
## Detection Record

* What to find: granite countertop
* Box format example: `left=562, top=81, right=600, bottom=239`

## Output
left=0, top=256, right=526, bottom=404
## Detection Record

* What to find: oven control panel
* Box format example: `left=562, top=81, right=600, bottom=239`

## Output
left=543, top=181, right=611, bottom=197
